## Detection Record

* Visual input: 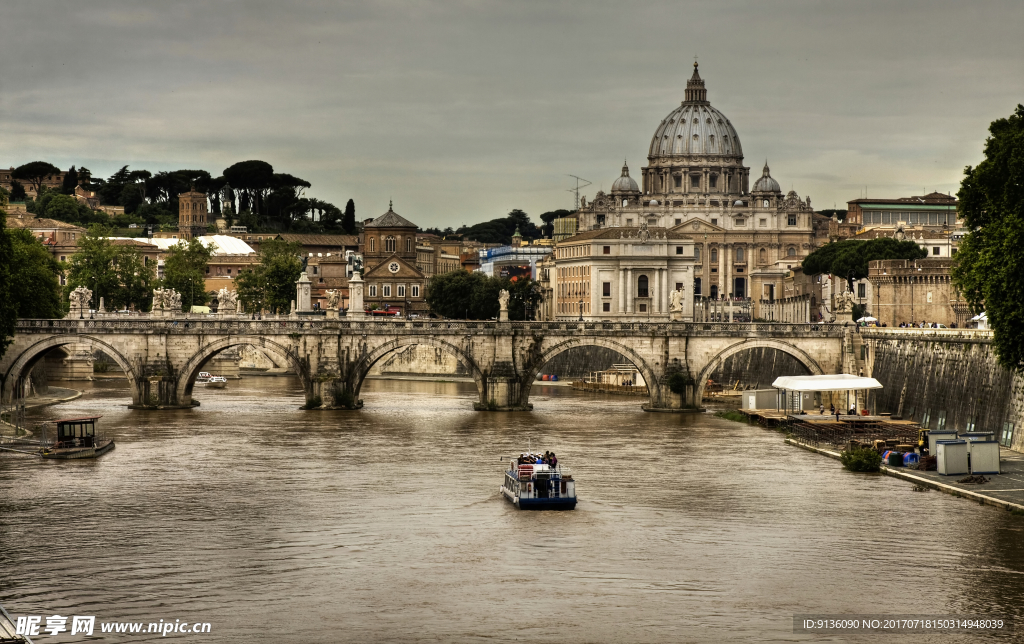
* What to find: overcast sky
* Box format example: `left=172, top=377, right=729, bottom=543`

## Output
left=2, top=1, right=1021, bottom=228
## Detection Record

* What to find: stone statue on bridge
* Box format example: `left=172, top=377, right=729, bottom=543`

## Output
left=498, top=289, right=510, bottom=322
left=217, top=288, right=238, bottom=313
left=834, top=290, right=854, bottom=314
left=669, top=287, right=684, bottom=321
left=325, top=289, right=340, bottom=309
left=67, top=286, right=92, bottom=317
left=154, top=288, right=182, bottom=313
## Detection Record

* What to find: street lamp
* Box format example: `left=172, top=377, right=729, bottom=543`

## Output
left=90, top=276, right=97, bottom=319
left=578, top=297, right=584, bottom=322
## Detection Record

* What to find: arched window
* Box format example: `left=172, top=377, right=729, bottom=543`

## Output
left=787, top=247, right=796, bottom=257
left=637, top=275, right=649, bottom=298
left=711, top=248, right=718, bottom=262
left=385, top=236, right=396, bottom=253
left=406, top=237, right=412, bottom=252
left=622, top=199, right=628, bottom=207
left=369, top=237, right=376, bottom=252
left=759, top=248, right=767, bottom=264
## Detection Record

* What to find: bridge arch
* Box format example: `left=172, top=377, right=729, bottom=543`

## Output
left=175, top=336, right=309, bottom=406
left=521, top=338, right=660, bottom=409
left=694, top=339, right=823, bottom=402
left=351, top=336, right=485, bottom=401
left=1, top=335, right=142, bottom=405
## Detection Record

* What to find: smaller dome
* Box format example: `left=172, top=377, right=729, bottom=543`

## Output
left=752, top=161, right=781, bottom=193
left=649, top=199, right=660, bottom=206
left=733, top=200, right=744, bottom=206
left=611, top=161, right=640, bottom=194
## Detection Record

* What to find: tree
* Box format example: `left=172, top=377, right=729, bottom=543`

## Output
left=342, top=199, right=356, bottom=234
left=162, top=238, right=214, bottom=310
left=61, top=166, right=79, bottom=195
left=0, top=212, right=17, bottom=360
left=44, top=193, right=83, bottom=222
left=424, top=270, right=537, bottom=319
left=539, top=209, right=574, bottom=237
left=9, top=181, right=26, bottom=201
left=951, top=104, right=1024, bottom=371
left=456, top=209, right=541, bottom=244
left=235, top=239, right=303, bottom=314
left=6, top=228, right=63, bottom=318
left=64, top=226, right=120, bottom=312
left=223, top=160, right=274, bottom=216
left=11, top=161, right=61, bottom=196
left=802, top=237, right=927, bottom=292
left=109, top=242, right=155, bottom=311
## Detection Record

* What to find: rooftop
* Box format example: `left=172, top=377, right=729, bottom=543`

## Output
left=148, top=234, right=256, bottom=255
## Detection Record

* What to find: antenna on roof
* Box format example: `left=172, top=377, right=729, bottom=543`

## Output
left=566, top=175, right=592, bottom=211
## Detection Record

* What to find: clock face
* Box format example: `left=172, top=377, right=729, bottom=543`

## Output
left=388, top=262, right=400, bottom=274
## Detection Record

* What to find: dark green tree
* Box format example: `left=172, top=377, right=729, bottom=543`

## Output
left=64, top=226, right=120, bottom=311
left=456, top=209, right=541, bottom=244
left=9, top=181, right=26, bottom=201
left=61, top=166, right=79, bottom=194
left=162, top=238, right=214, bottom=310
left=7, top=228, right=63, bottom=318
left=12, top=161, right=61, bottom=196
left=425, top=270, right=537, bottom=319
left=342, top=199, right=356, bottom=234
left=235, top=239, right=303, bottom=314
left=802, top=237, right=927, bottom=292
left=223, top=160, right=274, bottom=216
left=0, top=212, right=17, bottom=359
left=951, top=104, right=1024, bottom=370
left=539, top=209, right=574, bottom=237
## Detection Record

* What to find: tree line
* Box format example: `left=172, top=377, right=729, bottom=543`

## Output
left=8, top=159, right=358, bottom=235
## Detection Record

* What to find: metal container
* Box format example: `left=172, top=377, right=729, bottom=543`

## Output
left=936, top=440, right=969, bottom=476
left=927, top=430, right=958, bottom=455
left=969, top=440, right=1000, bottom=474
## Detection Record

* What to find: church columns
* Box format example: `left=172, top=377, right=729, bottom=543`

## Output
left=626, top=268, right=633, bottom=313
left=717, top=245, right=724, bottom=296
left=618, top=269, right=625, bottom=313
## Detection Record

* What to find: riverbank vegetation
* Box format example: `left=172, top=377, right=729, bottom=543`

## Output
left=840, top=446, right=883, bottom=472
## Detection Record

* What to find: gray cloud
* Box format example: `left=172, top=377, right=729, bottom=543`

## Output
left=1, top=0, right=1021, bottom=227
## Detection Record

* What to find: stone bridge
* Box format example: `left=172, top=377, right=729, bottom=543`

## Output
left=1, top=318, right=851, bottom=412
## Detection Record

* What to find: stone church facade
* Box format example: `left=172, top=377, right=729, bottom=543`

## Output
left=570, top=63, right=822, bottom=319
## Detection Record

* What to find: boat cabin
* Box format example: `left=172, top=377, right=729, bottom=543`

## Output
left=54, top=416, right=102, bottom=449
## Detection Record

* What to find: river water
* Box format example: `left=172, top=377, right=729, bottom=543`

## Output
left=3, top=377, right=1024, bottom=643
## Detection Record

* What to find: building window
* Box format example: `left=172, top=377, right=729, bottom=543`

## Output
left=369, top=285, right=377, bottom=297
left=603, top=302, right=610, bottom=312
left=60, top=275, right=66, bottom=286
left=675, top=282, right=683, bottom=291
left=385, top=236, right=396, bottom=253
left=711, top=248, right=718, bottom=262
left=694, top=246, right=701, bottom=261
left=787, top=247, right=796, bottom=257
left=674, top=175, right=682, bottom=188
left=675, top=218, right=681, bottom=226
left=857, top=283, right=866, bottom=298
left=603, top=282, right=611, bottom=297
left=637, top=275, right=649, bottom=298
left=369, top=237, right=376, bottom=252
left=735, top=218, right=744, bottom=226
left=397, top=285, right=406, bottom=297
left=603, top=246, right=610, bottom=255
left=694, top=277, right=701, bottom=295
left=676, top=246, right=683, bottom=255
left=383, top=285, right=392, bottom=297
left=787, top=214, right=797, bottom=226
left=736, top=248, right=744, bottom=261
left=690, top=175, right=700, bottom=188
left=312, top=266, right=318, bottom=275
left=227, top=269, right=232, bottom=275
left=759, top=248, right=767, bottom=264
left=205, top=266, right=210, bottom=274
left=711, top=218, right=718, bottom=226
left=709, top=175, right=717, bottom=189
left=412, top=285, right=420, bottom=297
left=626, top=218, right=633, bottom=226
left=639, top=304, right=647, bottom=313
left=60, top=255, right=66, bottom=262
left=933, top=246, right=941, bottom=255
left=406, top=238, right=412, bottom=252
left=759, top=218, right=767, bottom=227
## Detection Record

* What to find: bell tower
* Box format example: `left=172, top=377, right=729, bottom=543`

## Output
left=178, top=186, right=208, bottom=240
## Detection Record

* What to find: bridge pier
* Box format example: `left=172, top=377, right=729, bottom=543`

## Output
left=476, top=371, right=533, bottom=412
left=128, top=376, right=197, bottom=410
left=309, top=375, right=362, bottom=410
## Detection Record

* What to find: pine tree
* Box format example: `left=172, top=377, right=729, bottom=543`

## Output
left=342, top=199, right=356, bottom=234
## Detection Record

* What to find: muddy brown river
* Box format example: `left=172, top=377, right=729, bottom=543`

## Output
left=2, top=377, right=1023, bottom=642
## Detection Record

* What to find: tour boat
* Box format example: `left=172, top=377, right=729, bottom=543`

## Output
left=206, top=376, right=228, bottom=388
left=195, top=371, right=213, bottom=383
left=501, top=455, right=577, bottom=510
left=40, top=416, right=115, bottom=460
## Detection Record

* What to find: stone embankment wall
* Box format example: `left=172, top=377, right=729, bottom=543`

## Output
left=706, top=347, right=812, bottom=390
left=367, top=345, right=470, bottom=377
left=863, top=330, right=1022, bottom=451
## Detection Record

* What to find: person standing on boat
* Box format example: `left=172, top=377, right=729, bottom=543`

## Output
left=549, top=452, right=558, bottom=469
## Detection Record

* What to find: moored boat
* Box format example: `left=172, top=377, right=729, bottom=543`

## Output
left=206, top=376, right=228, bottom=388
left=195, top=371, right=213, bottom=384
left=501, top=453, right=577, bottom=510
left=40, top=416, right=114, bottom=460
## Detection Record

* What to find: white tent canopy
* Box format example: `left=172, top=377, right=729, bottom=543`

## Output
left=772, top=374, right=882, bottom=391
left=971, top=312, right=988, bottom=321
